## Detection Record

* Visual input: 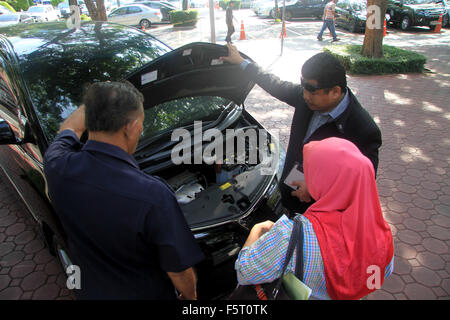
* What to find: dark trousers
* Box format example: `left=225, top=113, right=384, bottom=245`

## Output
left=226, top=25, right=235, bottom=43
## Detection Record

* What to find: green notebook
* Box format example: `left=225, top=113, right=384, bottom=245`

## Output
left=282, top=272, right=312, bottom=300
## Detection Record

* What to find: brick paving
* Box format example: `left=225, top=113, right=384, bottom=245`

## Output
left=0, top=16, right=449, bottom=299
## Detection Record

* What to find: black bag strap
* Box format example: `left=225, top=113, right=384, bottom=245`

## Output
left=294, top=216, right=304, bottom=282
left=272, top=215, right=303, bottom=298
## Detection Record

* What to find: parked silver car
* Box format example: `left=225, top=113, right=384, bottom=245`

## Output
left=108, top=4, right=162, bottom=28
left=0, top=13, right=34, bottom=27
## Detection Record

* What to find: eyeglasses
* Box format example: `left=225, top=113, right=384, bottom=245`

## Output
left=301, top=78, right=329, bottom=93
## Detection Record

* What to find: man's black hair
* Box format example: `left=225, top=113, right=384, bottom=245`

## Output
left=301, top=52, right=347, bottom=93
left=83, top=81, right=144, bottom=133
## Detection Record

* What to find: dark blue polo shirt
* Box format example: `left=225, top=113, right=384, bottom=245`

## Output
left=44, top=130, right=204, bottom=300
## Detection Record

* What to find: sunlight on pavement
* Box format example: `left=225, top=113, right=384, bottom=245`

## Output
left=384, top=90, right=413, bottom=105
left=423, top=101, right=444, bottom=113
left=400, top=146, right=432, bottom=163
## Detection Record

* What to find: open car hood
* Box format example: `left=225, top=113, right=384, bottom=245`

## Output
left=127, top=42, right=255, bottom=108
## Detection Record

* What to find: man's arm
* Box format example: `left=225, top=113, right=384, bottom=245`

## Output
left=167, top=267, right=198, bottom=300
left=220, top=44, right=303, bottom=107
left=58, top=105, right=86, bottom=139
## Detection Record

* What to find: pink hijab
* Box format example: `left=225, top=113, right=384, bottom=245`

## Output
left=303, top=138, right=394, bottom=300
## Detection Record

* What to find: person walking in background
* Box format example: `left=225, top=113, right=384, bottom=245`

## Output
left=317, top=0, right=339, bottom=42
left=226, top=1, right=236, bottom=43
left=235, top=138, right=394, bottom=300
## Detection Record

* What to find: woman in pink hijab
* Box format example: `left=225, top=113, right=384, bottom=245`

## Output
left=235, top=137, right=394, bottom=300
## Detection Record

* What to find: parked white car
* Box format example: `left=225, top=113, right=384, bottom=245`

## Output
left=27, top=5, right=60, bottom=22
left=0, top=13, right=34, bottom=27
left=108, top=4, right=162, bottom=28
left=252, top=0, right=275, bottom=17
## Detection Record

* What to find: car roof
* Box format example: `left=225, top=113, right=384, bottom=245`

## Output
left=0, top=22, right=171, bottom=142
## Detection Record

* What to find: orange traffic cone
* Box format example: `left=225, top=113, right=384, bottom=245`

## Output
left=383, top=18, right=387, bottom=37
left=239, top=20, right=247, bottom=40
left=141, top=25, right=146, bottom=32
left=281, top=23, right=287, bottom=38
left=434, top=14, right=443, bottom=33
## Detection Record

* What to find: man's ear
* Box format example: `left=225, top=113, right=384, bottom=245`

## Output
left=330, top=85, right=342, bottom=98
left=123, top=119, right=138, bottom=138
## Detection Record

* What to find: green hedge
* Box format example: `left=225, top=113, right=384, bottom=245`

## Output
left=323, top=44, right=427, bottom=75
left=0, top=1, right=16, bottom=12
left=169, top=9, right=199, bottom=26
left=219, top=0, right=242, bottom=10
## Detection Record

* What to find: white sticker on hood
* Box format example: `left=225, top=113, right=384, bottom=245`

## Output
left=182, top=49, right=192, bottom=56
left=211, top=59, right=223, bottom=66
left=141, top=70, right=158, bottom=85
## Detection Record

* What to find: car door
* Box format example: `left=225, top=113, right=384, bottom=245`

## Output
left=293, top=0, right=308, bottom=17
left=108, top=7, right=128, bottom=24
left=0, top=38, right=61, bottom=245
left=310, top=0, right=326, bottom=17
left=335, top=0, right=350, bottom=28
left=20, top=13, right=33, bottom=24
left=126, top=6, right=144, bottom=25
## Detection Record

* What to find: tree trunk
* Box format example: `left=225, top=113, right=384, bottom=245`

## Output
left=361, top=0, right=388, bottom=58
left=84, top=0, right=107, bottom=21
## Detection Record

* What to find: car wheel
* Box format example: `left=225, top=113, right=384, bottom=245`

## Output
left=400, top=15, right=410, bottom=30
left=284, top=10, right=292, bottom=21
left=140, top=19, right=151, bottom=29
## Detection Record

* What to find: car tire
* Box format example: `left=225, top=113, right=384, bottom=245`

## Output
left=400, top=15, right=411, bottom=31
left=284, top=10, right=292, bottom=21
left=140, top=19, right=151, bottom=29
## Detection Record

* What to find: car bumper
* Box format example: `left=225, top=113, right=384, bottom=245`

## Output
left=414, top=13, right=444, bottom=26
left=194, top=179, right=284, bottom=299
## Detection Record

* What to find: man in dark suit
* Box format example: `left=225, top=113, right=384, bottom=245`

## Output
left=220, top=44, right=382, bottom=215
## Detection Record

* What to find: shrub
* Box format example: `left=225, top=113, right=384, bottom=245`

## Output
left=80, top=14, right=91, bottom=21
left=1, top=1, right=16, bottom=12
left=323, top=44, right=427, bottom=75
left=219, top=0, right=242, bottom=10
left=169, top=9, right=199, bottom=27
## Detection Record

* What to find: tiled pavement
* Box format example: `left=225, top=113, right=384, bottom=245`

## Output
left=0, top=22, right=449, bottom=299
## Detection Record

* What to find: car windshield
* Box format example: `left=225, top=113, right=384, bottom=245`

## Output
left=27, top=7, right=45, bottom=12
left=141, top=96, right=231, bottom=141
left=350, top=0, right=366, bottom=11
left=0, top=14, right=18, bottom=22
left=8, top=23, right=170, bottom=143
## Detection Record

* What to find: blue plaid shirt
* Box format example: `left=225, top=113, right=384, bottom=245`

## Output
left=235, top=215, right=394, bottom=300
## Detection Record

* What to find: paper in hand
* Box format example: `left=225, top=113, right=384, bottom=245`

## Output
left=284, top=163, right=304, bottom=190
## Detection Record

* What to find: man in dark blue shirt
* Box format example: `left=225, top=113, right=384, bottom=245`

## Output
left=44, top=81, right=204, bottom=300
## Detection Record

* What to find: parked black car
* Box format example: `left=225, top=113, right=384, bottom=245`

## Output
left=335, top=0, right=367, bottom=32
left=387, top=0, right=446, bottom=30
left=282, top=0, right=327, bottom=20
left=0, top=21, right=284, bottom=299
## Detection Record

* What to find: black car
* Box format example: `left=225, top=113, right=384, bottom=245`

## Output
left=0, top=22, right=285, bottom=299
left=135, top=1, right=178, bottom=21
left=335, top=0, right=367, bottom=33
left=282, top=0, right=327, bottom=20
left=387, top=0, right=446, bottom=30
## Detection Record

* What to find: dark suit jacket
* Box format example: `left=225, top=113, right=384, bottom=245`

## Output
left=245, top=63, right=382, bottom=214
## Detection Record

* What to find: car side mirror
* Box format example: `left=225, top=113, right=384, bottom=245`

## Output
left=0, top=119, right=20, bottom=145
